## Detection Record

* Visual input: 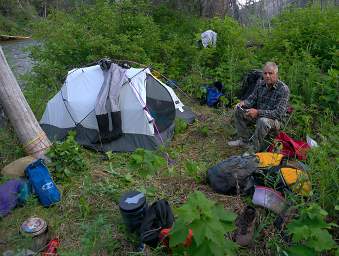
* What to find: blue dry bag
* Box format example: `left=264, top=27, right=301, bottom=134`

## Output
left=25, top=159, right=61, bottom=207
left=206, top=87, right=224, bottom=107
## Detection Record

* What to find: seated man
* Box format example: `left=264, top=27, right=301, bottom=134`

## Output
left=228, top=62, right=290, bottom=151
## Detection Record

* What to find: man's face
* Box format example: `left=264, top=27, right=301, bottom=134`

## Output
left=263, top=67, right=278, bottom=86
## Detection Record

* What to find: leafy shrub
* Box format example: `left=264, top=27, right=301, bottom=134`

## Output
left=306, top=122, right=339, bottom=215
left=128, top=148, right=166, bottom=178
left=185, top=160, right=204, bottom=182
left=47, top=131, right=88, bottom=181
left=284, top=96, right=317, bottom=137
left=258, top=6, right=339, bottom=115
left=198, top=125, right=209, bottom=137
left=0, top=0, right=37, bottom=34
left=263, top=7, right=339, bottom=71
left=286, top=204, right=337, bottom=255
left=170, top=191, right=238, bottom=256
left=26, top=0, right=257, bottom=108
left=174, top=118, right=188, bottom=135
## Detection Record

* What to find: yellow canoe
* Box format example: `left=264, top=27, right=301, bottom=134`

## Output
left=0, top=34, right=31, bottom=41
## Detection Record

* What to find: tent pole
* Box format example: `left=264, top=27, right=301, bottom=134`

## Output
left=0, top=47, right=51, bottom=158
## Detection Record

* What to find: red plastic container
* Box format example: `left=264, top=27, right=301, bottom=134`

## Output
left=42, top=238, right=60, bottom=256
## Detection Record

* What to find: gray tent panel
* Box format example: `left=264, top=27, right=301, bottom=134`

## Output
left=176, top=105, right=196, bottom=124
left=41, top=123, right=174, bottom=152
left=146, top=74, right=176, bottom=132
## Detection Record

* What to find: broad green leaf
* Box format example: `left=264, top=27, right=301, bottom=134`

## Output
left=191, top=242, right=211, bottom=256
left=176, top=204, right=201, bottom=223
left=130, top=154, right=143, bottom=163
left=207, top=241, right=224, bottom=256
left=306, top=229, right=337, bottom=252
left=169, top=222, right=191, bottom=248
left=190, top=221, right=207, bottom=246
left=287, top=245, right=315, bottom=256
left=124, top=173, right=133, bottom=182
left=64, top=168, right=71, bottom=177
left=224, top=239, right=238, bottom=256
left=204, top=219, right=227, bottom=244
left=214, top=204, right=237, bottom=223
left=190, top=191, right=214, bottom=209
left=169, top=191, right=238, bottom=255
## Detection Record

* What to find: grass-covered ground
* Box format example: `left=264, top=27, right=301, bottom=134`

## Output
left=0, top=103, right=232, bottom=252
left=0, top=103, right=287, bottom=255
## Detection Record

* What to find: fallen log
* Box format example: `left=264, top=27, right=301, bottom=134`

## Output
left=0, top=47, right=51, bottom=158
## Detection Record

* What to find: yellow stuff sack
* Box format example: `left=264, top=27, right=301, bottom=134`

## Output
left=280, top=167, right=312, bottom=196
left=255, top=152, right=285, bottom=168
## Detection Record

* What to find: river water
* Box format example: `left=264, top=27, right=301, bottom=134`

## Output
left=0, top=39, right=36, bottom=126
left=0, top=39, right=36, bottom=85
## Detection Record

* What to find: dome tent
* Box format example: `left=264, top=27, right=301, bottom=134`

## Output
left=40, top=62, right=195, bottom=152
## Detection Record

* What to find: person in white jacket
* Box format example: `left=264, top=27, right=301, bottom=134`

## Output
left=201, top=30, right=217, bottom=48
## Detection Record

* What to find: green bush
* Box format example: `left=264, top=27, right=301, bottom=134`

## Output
left=258, top=6, right=339, bottom=115
left=26, top=1, right=257, bottom=107
left=170, top=191, right=238, bottom=256
left=0, top=0, right=37, bottom=34
left=47, top=131, right=88, bottom=181
left=174, top=118, right=188, bottom=135
left=286, top=204, right=337, bottom=255
left=128, top=148, right=166, bottom=178
left=306, top=115, right=339, bottom=216
left=263, top=7, right=339, bottom=71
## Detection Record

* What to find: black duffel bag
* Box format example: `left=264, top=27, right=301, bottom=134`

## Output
left=207, top=155, right=259, bottom=195
left=139, top=200, right=174, bottom=248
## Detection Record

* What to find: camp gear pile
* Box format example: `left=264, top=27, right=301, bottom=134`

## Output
left=207, top=152, right=311, bottom=198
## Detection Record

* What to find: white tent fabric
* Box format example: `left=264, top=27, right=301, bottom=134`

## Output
left=201, top=30, right=217, bottom=48
left=40, top=65, right=186, bottom=137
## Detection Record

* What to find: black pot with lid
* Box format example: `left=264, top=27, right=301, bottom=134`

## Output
left=119, top=191, right=147, bottom=233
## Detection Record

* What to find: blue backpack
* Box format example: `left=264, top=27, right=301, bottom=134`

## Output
left=207, top=86, right=224, bottom=107
left=25, top=159, right=61, bottom=207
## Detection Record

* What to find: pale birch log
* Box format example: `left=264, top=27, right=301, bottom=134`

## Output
left=0, top=47, right=51, bottom=158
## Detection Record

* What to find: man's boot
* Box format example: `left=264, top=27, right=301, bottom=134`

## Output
left=235, top=206, right=256, bottom=247
left=110, top=111, right=123, bottom=140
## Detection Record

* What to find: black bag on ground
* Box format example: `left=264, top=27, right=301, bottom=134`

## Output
left=238, top=69, right=263, bottom=100
left=207, top=155, right=259, bottom=195
left=140, top=200, right=174, bottom=248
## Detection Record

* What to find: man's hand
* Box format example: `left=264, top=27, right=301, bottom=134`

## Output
left=235, top=101, right=245, bottom=109
left=246, top=108, right=258, bottom=119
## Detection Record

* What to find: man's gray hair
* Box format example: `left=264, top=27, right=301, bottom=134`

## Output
left=264, top=62, right=278, bottom=73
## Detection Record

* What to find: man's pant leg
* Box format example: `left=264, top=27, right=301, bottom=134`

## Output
left=253, top=117, right=280, bottom=151
left=234, top=108, right=253, bottom=140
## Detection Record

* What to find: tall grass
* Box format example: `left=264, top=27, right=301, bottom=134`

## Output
left=0, top=124, right=24, bottom=168
left=306, top=113, right=339, bottom=216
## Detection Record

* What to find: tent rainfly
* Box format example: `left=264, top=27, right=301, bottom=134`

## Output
left=40, top=62, right=195, bottom=152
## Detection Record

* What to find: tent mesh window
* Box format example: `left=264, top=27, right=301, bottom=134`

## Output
left=146, top=74, right=175, bottom=132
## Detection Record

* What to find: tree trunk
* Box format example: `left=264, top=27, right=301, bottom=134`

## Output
left=0, top=47, right=51, bottom=158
